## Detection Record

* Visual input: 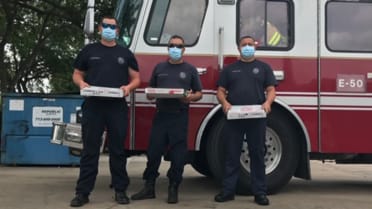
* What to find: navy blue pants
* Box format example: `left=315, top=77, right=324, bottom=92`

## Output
left=75, top=98, right=129, bottom=195
left=143, top=110, right=188, bottom=185
left=222, top=118, right=267, bottom=195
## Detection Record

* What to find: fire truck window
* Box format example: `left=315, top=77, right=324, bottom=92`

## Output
left=267, top=2, right=289, bottom=47
left=326, top=1, right=372, bottom=52
left=145, top=0, right=207, bottom=46
left=238, top=0, right=292, bottom=50
left=115, top=0, right=143, bottom=47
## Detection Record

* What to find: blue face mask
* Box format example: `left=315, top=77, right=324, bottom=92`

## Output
left=101, top=28, right=116, bottom=41
left=168, top=47, right=182, bottom=60
left=241, top=45, right=255, bottom=58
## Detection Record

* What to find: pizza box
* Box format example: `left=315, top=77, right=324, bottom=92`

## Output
left=80, top=86, right=123, bottom=98
left=145, top=88, right=187, bottom=98
left=227, top=105, right=266, bottom=120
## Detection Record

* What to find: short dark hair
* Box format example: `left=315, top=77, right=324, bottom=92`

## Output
left=100, top=16, right=119, bottom=27
left=168, top=35, right=185, bottom=44
left=238, top=35, right=255, bottom=46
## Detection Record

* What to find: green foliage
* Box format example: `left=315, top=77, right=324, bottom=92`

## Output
left=0, top=0, right=117, bottom=94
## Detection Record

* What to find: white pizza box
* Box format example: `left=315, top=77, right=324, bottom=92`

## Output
left=80, top=86, right=123, bottom=98
left=145, top=88, right=187, bottom=98
left=227, top=105, right=266, bottom=120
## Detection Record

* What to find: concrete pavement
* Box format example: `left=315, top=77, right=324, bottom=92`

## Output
left=0, top=156, right=372, bottom=209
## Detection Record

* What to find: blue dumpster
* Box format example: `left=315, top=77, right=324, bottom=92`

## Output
left=1, top=93, right=83, bottom=165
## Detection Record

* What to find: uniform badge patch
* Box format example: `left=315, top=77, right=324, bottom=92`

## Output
left=118, top=57, right=125, bottom=64
left=253, top=68, right=260, bottom=74
left=180, top=72, right=186, bottom=79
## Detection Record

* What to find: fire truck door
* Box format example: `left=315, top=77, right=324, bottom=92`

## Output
left=319, top=0, right=372, bottom=153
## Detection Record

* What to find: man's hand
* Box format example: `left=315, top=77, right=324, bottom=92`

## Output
left=221, top=101, right=232, bottom=114
left=120, top=85, right=131, bottom=97
left=181, top=90, right=193, bottom=103
left=181, top=90, right=202, bottom=103
left=262, top=101, right=272, bottom=113
left=79, top=81, right=90, bottom=90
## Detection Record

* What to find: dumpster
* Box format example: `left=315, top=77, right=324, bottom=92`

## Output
left=0, top=93, right=83, bottom=165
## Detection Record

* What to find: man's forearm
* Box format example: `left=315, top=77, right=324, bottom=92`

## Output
left=265, top=87, right=276, bottom=105
left=189, top=91, right=203, bottom=102
left=127, top=77, right=141, bottom=92
left=72, top=70, right=85, bottom=88
left=216, top=90, right=227, bottom=105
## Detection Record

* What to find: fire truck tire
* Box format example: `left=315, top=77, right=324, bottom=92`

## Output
left=207, top=112, right=300, bottom=195
left=206, top=117, right=226, bottom=181
left=191, top=151, right=213, bottom=177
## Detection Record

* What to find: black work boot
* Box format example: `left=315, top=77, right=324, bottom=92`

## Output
left=115, top=191, right=130, bottom=204
left=167, top=182, right=178, bottom=204
left=131, top=181, right=156, bottom=200
left=70, top=194, right=89, bottom=207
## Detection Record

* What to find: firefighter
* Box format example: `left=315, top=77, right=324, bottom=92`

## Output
left=131, top=35, right=203, bottom=204
left=70, top=16, right=140, bottom=207
left=242, top=16, right=286, bottom=47
left=266, top=21, right=286, bottom=47
left=214, top=35, right=277, bottom=206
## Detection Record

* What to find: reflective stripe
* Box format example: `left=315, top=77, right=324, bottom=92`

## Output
left=268, top=32, right=281, bottom=46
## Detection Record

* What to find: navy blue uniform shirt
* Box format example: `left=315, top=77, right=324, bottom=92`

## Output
left=149, top=61, right=202, bottom=111
left=73, top=42, right=139, bottom=88
left=217, top=59, right=277, bottom=105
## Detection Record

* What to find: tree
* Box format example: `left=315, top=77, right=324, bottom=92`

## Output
left=0, top=0, right=116, bottom=94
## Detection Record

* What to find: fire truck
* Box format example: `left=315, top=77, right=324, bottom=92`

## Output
left=60, top=0, right=372, bottom=194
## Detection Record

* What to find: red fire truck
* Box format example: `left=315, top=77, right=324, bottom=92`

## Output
left=65, top=0, right=372, bottom=194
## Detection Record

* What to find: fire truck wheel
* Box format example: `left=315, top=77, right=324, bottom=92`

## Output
left=207, top=111, right=300, bottom=195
